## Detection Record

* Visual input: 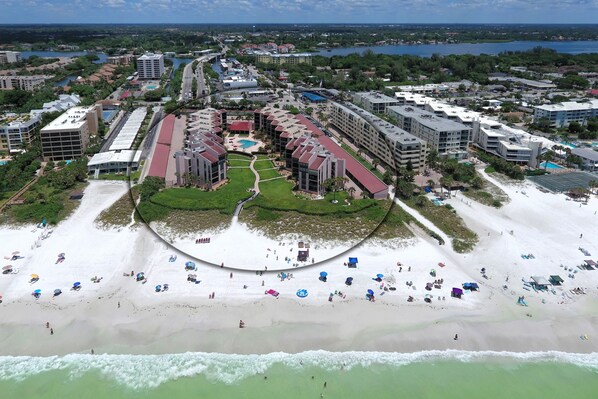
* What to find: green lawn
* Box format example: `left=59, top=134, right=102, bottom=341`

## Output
left=253, top=159, right=275, bottom=171
left=258, top=168, right=281, bottom=180
left=149, top=167, right=255, bottom=215
left=247, top=178, right=380, bottom=215
left=228, top=154, right=253, bottom=161
left=228, top=159, right=252, bottom=167
left=255, top=154, right=271, bottom=161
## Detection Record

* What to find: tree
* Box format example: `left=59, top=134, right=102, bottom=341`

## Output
left=471, top=175, right=484, bottom=189
left=371, top=158, right=380, bottom=171
left=439, top=175, right=454, bottom=198
left=414, top=195, right=427, bottom=208
left=382, top=170, right=394, bottom=185
left=426, top=150, right=439, bottom=170
left=568, top=121, right=583, bottom=135
left=427, top=179, right=435, bottom=190
left=538, top=150, right=554, bottom=170
left=347, top=186, right=356, bottom=199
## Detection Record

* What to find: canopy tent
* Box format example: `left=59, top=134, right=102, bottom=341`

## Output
left=531, top=276, right=551, bottom=287
left=462, top=282, right=479, bottom=291
left=53, top=289, right=62, bottom=296
left=347, top=257, right=358, bottom=268
left=451, top=287, right=463, bottom=298
left=549, top=275, right=564, bottom=286
left=345, top=277, right=354, bottom=286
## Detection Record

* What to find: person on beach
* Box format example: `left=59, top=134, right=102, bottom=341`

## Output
left=230, top=272, right=233, bottom=279
left=91, top=349, right=94, bottom=355
left=50, top=328, right=54, bottom=335
left=118, top=301, right=120, bottom=308
left=46, top=322, right=49, bottom=328
left=454, top=334, right=458, bottom=340
left=324, top=382, right=327, bottom=388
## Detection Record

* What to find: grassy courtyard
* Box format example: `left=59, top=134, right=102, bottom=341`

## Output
left=149, top=167, right=255, bottom=215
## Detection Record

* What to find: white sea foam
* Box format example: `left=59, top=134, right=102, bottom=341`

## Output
left=0, top=350, right=597, bottom=389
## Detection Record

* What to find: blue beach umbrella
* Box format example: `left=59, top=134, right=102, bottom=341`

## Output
left=367, top=289, right=374, bottom=295
left=376, top=274, right=384, bottom=279
left=73, top=282, right=81, bottom=287
left=34, top=289, right=41, bottom=294
left=296, top=289, right=308, bottom=298
left=320, top=271, right=328, bottom=278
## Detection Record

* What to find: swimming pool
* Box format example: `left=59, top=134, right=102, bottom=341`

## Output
left=0, top=160, right=7, bottom=166
left=146, top=85, right=158, bottom=90
left=102, top=109, right=118, bottom=123
left=540, top=161, right=564, bottom=169
left=239, top=139, right=257, bottom=149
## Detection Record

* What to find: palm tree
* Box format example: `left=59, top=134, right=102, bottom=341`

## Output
left=588, top=180, right=598, bottom=195
left=348, top=187, right=356, bottom=199
left=439, top=176, right=454, bottom=198
left=538, top=150, right=554, bottom=170
left=427, top=179, right=435, bottom=190
left=414, top=195, right=427, bottom=208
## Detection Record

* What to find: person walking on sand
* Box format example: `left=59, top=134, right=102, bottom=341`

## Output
left=50, top=328, right=54, bottom=335
left=91, top=349, right=94, bottom=355
left=324, top=381, right=327, bottom=388
left=46, top=322, right=49, bottom=328
left=118, top=301, right=120, bottom=308
left=454, top=334, right=458, bottom=340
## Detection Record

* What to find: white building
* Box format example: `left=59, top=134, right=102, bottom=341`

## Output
left=30, top=94, right=82, bottom=117
left=533, top=100, right=598, bottom=128
left=328, top=101, right=428, bottom=171
left=0, top=75, right=48, bottom=91
left=87, top=150, right=141, bottom=177
left=222, top=75, right=258, bottom=89
left=571, top=148, right=598, bottom=172
left=352, top=92, right=400, bottom=114
left=0, top=51, right=22, bottom=64
left=137, top=53, right=165, bottom=79
left=387, top=105, right=472, bottom=160
left=0, top=113, right=41, bottom=153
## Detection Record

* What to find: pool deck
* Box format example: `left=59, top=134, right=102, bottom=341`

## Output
left=225, top=133, right=264, bottom=154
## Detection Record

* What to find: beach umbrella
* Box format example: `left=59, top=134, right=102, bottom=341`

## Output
left=296, top=289, right=308, bottom=298
left=367, top=289, right=374, bottom=295
left=53, top=289, right=62, bottom=296
left=73, top=282, right=81, bottom=287
left=58, top=253, right=65, bottom=257
left=185, top=261, right=196, bottom=267
left=12, top=251, right=20, bottom=255
left=320, top=271, right=328, bottom=278
left=3, top=265, right=12, bottom=271
left=34, top=289, right=41, bottom=294
left=376, top=274, right=384, bottom=279
left=31, top=274, right=39, bottom=279
left=155, top=285, right=162, bottom=291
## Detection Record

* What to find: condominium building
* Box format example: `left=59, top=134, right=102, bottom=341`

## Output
left=386, top=106, right=472, bottom=160
left=0, top=75, right=47, bottom=91
left=472, top=122, right=539, bottom=166
left=136, top=53, right=165, bottom=79
left=0, top=51, right=22, bottom=64
left=187, top=108, right=226, bottom=137
left=254, top=52, right=312, bottom=65
left=174, top=131, right=227, bottom=188
left=0, top=113, right=41, bottom=153
left=30, top=94, right=82, bottom=117
left=40, top=106, right=100, bottom=161
left=533, top=100, right=598, bottom=128
left=328, top=102, right=428, bottom=172
left=254, top=106, right=387, bottom=198
left=352, top=92, right=400, bottom=114
left=106, top=54, right=135, bottom=65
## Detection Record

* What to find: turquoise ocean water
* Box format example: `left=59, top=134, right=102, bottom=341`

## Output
left=0, top=350, right=597, bottom=398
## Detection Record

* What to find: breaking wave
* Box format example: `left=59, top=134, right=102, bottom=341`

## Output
left=0, top=350, right=596, bottom=389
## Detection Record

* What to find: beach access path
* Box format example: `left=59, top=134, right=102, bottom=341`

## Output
left=165, top=115, right=186, bottom=184
left=393, top=197, right=451, bottom=246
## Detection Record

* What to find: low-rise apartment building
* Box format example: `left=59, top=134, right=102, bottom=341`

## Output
left=328, top=102, right=428, bottom=172
left=533, top=100, right=598, bottom=128
left=174, top=131, right=227, bottom=188
left=386, top=105, right=471, bottom=160
left=0, top=75, right=47, bottom=91
left=571, top=148, right=598, bottom=172
left=40, top=106, right=100, bottom=161
left=0, top=113, right=41, bottom=153
left=254, top=52, right=312, bottom=65
left=0, top=51, right=22, bottom=64
left=352, top=92, right=400, bottom=114
left=254, top=106, right=387, bottom=198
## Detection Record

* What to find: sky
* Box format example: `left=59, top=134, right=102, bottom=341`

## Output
left=1, top=0, right=598, bottom=24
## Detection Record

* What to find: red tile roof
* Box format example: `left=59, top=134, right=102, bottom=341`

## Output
left=148, top=143, right=170, bottom=178
left=229, top=121, right=253, bottom=132
left=157, top=115, right=175, bottom=145
left=310, top=156, right=325, bottom=170
left=295, top=115, right=388, bottom=196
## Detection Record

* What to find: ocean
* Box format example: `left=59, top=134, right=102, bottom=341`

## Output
left=0, top=350, right=596, bottom=398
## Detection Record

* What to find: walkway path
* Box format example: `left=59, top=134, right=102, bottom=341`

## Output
left=233, top=155, right=261, bottom=216
left=393, top=197, right=451, bottom=247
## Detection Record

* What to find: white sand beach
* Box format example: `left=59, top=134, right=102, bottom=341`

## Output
left=1, top=177, right=598, bottom=356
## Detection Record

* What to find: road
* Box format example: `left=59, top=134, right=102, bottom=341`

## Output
left=179, top=54, right=216, bottom=102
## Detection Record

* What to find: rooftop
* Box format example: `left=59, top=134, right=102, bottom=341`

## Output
left=354, top=91, right=399, bottom=104
left=535, top=100, right=598, bottom=112
left=40, top=106, right=95, bottom=132
left=88, top=150, right=141, bottom=167
left=388, top=105, right=471, bottom=132
left=138, top=53, right=164, bottom=61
